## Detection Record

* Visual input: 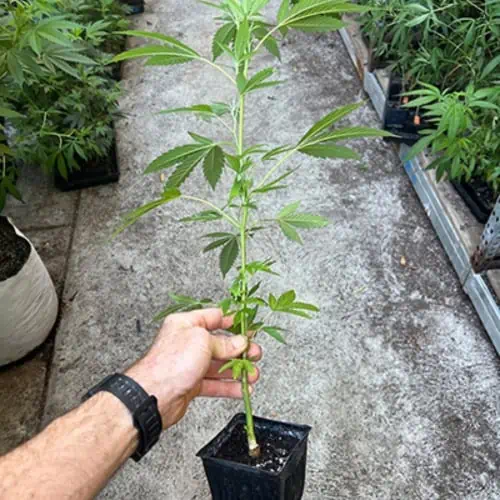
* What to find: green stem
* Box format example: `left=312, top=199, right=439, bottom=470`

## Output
left=181, top=195, right=240, bottom=228
left=236, top=58, right=260, bottom=457
left=255, top=148, right=297, bottom=189
left=197, top=57, right=237, bottom=85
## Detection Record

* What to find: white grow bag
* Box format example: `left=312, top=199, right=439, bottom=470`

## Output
left=0, top=220, right=58, bottom=366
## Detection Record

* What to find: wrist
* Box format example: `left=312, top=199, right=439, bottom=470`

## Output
left=82, top=392, right=139, bottom=459
left=125, top=357, right=177, bottom=429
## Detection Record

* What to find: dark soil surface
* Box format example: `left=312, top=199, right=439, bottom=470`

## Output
left=214, top=422, right=300, bottom=474
left=0, top=217, right=31, bottom=281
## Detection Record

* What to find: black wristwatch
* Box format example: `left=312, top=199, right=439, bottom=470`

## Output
left=83, top=374, right=163, bottom=462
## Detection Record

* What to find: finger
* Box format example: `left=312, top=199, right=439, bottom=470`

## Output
left=247, top=342, right=263, bottom=361
left=167, top=308, right=233, bottom=331
left=205, top=362, right=260, bottom=383
left=209, top=334, right=248, bottom=360
left=199, top=379, right=254, bottom=399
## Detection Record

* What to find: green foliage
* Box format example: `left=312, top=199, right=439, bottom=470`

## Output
left=359, top=0, right=500, bottom=92
left=405, top=84, right=500, bottom=190
left=0, top=0, right=128, bottom=213
left=115, top=0, right=385, bottom=453
left=13, top=66, right=122, bottom=180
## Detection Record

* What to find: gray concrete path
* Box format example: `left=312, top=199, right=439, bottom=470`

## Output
left=4, top=1, right=500, bottom=498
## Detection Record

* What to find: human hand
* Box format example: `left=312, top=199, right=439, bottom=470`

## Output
left=126, top=308, right=262, bottom=430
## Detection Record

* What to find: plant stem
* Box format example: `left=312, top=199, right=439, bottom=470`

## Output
left=255, top=148, right=297, bottom=189
left=237, top=59, right=260, bottom=457
left=197, top=57, right=237, bottom=85
left=181, top=195, right=240, bottom=228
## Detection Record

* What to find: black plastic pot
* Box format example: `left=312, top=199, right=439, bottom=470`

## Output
left=383, top=75, right=429, bottom=145
left=197, top=413, right=312, bottom=500
left=54, top=144, right=120, bottom=192
left=451, top=179, right=497, bottom=224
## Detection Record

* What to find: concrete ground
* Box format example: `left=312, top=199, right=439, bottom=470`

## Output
left=3, top=1, right=500, bottom=498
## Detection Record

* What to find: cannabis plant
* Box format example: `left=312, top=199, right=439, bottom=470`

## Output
left=115, top=0, right=389, bottom=457
left=13, top=66, right=121, bottom=179
left=405, top=83, right=500, bottom=189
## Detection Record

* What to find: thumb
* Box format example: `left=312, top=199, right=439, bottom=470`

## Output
left=210, top=334, right=248, bottom=360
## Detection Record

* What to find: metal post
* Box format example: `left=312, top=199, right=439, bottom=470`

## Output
left=471, top=197, right=500, bottom=273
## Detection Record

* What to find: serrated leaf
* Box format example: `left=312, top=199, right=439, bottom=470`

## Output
left=204, top=238, right=233, bottom=253
left=299, top=144, right=360, bottom=159
left=262, top=326, right=287, bottom=344
left=279, top=220, right=303, bottom=244
left=212, top=23, right=236, bottom=61
left=288, top=15, right=345, bottom=32
left=145, top=144, right=211, bottom=174
left=278, top=201, right=301, bottom=218
left=278, top=0, right=290, bottom=23
left=203, top=145, right=225, bottom=189
left=234, top=18, right=250, bottom=61
left=117, top=31, right=199, bottom=56
left=300, top=102, right=364, bottom=144
left=284, top=213, right=329, bottom=228
left=242, top=67, right=274, bottom=94
left=220, top=238, right=239, bottom=277
left=114, top=188, right=181, bottom=237
left=279, top=290, right=296, bottom=307
left=180, top=210, right=222, bottom=223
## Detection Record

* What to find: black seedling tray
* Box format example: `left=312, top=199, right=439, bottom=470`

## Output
left=451, top=179, right=497, bottom=224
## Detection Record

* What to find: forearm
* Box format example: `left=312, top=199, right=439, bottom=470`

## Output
left=0, top=392, right=138, bottom=500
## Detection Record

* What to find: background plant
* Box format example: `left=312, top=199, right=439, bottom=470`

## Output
left=405, top=84, right=500, bottom=189
left=115, top=0, right=390, bottom=457
left=0, top=0, right=127, bottom=212
left=359, top=0, right=500, bottom=92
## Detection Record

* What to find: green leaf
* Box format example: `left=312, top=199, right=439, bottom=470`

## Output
left=300, top=102, right=363, bottom=144
left=287, top=15, right=345, bottom=32
left=278, top=201, right=301, bottom=218
left=404, top=135, right=435, bottom=161
left=3, top=177, right=23, bottom=202
left=117, top=31, right=199, bottom=56
left=114, top=188, right=181, bottom=237
left=279, top=290, right=296, bottom=307
left=145, top=144, right=211, bottom=174
left=203, top=145, right=225, bottom=189
left=180, top=210, right=222, bottom=223
left=262, top=326, right=287, bottom=344
left=204, top=237, right=233, bottom=253
left=246, top=259, right=279, bottom=276
left=164, top=157, right=200, bottom=188
left=299, top=143, right=360, bottom=159
left=279, top=220, right=303, bottom=244
left=0, top=107, right=23, bottom=119
left=220, top=238, right=239, bottom=277
left=212, top=23, right=236, bottom=61
left=234, top=18, right=250, bottom=61
left=113, top=45, right=196, bottom=63
left=316, top=127, right=395, bottom=142
left=278, top=0, right=290, bottom=23
left=242, top=68, right=274, bottom=94
left=283, top=213, right=329, bottom=228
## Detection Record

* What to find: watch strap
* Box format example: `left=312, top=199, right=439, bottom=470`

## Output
left=83, top=374, right=163, bottom=462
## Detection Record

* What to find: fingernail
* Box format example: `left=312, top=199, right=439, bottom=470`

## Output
left=231, top=335, right=247, bottom=351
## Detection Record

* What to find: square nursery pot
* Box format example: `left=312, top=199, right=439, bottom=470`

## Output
left=54, top=143, right=120, bottom=192
left=197, top=413, right=312, bottom=500
left=383, top=75, right=430, bottom=145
